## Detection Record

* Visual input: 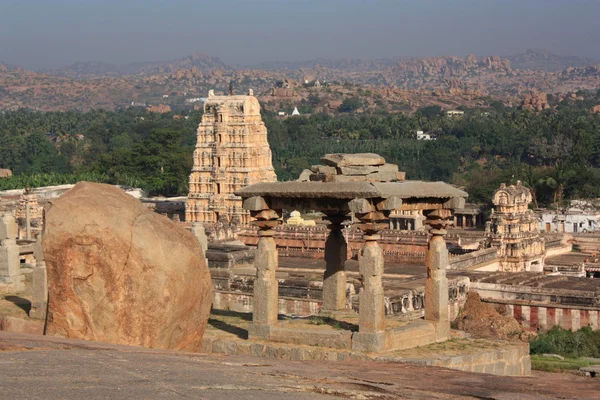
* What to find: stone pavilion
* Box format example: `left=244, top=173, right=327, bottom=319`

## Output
left=235, top=153, right=468, bottom=352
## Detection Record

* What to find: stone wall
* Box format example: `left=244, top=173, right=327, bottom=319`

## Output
left=484, top=300, right=599, bottom=331
left=238, top=225, right=430, bottom=263
left=200, top=335, right=531, bottom=376
left=449, top=248, right=499, bottom=270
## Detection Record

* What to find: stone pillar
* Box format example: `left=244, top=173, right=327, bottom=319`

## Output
left=0, top=212, right=24, bottom=291
left=321, top=214, right=348, bottom=314
left=191, top=222, right=209, bottom=265
left=349, top=197, right=398, bottom=352
left=472, top=214, right=477, bottom=228
left=25, top=203, right=31, bottom=240
left=243, top=196, right=281, bottom=340
left=424, top=209, right=452, bottom=341
left=30, top=234, right=48, bottom=320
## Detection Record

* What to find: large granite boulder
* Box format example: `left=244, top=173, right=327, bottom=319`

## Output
left=43, top=182, right=212, bottom=351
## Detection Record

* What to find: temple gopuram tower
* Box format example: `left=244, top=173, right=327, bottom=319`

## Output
left=487, top=181, right=545, bottom=272
left=186, top=90, right=277, bottom=225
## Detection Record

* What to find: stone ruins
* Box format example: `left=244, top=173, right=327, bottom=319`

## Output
left=487, top=181, right=545, bottom=272
left=186, top=90, right=277, bottom=225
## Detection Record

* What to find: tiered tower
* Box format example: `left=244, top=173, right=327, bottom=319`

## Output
left=186, top=90, right=277, bottom=225
left=487, top=181, right=545, bottom=272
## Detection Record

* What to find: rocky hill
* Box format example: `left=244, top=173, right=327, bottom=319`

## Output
left=2, top=51, right=600, bottom=112
left=246, top=57, right=404, bottom=72
left=44, top=53, right=230, bottom=79
left=506, top=49, right=598, bottom=72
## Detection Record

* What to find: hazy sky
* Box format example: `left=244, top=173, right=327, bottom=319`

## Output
left=1, top=0, right=599, bottom=69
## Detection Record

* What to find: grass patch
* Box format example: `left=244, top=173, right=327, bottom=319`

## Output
left=530, top=326, right=600, bottom=358
left=531, top=355, right=600, bottom=373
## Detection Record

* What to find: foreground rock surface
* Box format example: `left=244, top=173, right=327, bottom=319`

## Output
left=0, top=332, right=598, bottom=400
left=43, top=182, right=212, bottom=351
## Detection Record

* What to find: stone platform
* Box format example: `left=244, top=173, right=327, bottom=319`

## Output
left=204, top=310, right=530, bottom=376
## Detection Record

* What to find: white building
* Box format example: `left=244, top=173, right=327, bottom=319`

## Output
left=291, top=107, right=300, bottom=116
left=539, top=210, right=600, bottom=233
left=446, top=110, right=464, bottom=117
left=416, top=130, right=436, bottom=140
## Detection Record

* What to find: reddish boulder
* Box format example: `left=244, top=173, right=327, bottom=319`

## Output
left=43, top=182, right=212, bottom=351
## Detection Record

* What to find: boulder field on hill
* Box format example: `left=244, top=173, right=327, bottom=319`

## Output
left=43, top=182, right=213, bottom=351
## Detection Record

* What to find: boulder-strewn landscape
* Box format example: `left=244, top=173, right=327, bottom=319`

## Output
left=1, top=50, right=599, bottom=112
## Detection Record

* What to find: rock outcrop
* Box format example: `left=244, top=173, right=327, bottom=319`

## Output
left=43, top=182, right=213, bottom=351
left=456, top=292, right=533, bottom=341
left=146, top=104, right=172, bottom=113
left=521, top=91, right=550, bottom=112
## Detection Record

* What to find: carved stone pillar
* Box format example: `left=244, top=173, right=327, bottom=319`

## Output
left=30, top=234, right=48, bottom=320
left=0, top=213, right=23, bottom=292
left=321, top=214, right=348, bottom=313
left=243, top=196, right=281, bottom=339
left=349, top=197, right=396, bottom=352
left=424, top=208, right=452, bottom=340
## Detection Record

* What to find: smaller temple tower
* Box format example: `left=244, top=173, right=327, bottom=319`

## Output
left=487, top=181, right=545, bottom=272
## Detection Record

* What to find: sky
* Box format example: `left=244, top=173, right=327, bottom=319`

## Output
left=1, top=0, right=599, bottom=70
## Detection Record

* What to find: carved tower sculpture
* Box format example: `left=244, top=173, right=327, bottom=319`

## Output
left=487, top=181, right=545, bottom=272
left=186, top=90, right=277, bottom=225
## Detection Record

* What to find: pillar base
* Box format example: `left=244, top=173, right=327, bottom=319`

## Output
left=351, top=331, right=387, bottom=353
left=29, top=302, right=47, bottom=320
left=433, top=321, right=451, bottom=342
left=248, top=323, right=273, bottom=341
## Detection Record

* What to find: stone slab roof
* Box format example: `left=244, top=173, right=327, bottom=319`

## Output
left=236, top=181, right=467, bottom=201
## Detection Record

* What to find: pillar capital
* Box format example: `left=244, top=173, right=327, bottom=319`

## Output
left=425, top=208, right=453, bottom=236
left=323, top=213, right=348, bottom=230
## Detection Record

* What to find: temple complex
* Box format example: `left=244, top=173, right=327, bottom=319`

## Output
left=487, top=182, right=545, bottom=272
left=186, top=90, right=277, bottom=225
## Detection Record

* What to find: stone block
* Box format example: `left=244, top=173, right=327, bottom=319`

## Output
left=311, top=165, right=337, bottom=175
left=0, top=242, right=20, bottom=277
left=269, top=326, right=353, bottom=349
left=248, top=323, right=272, bottom=340
left=348, top=198, right=375, bottom=214
left=291, top=347, right=305, bottom=361
left=376, top=196, right=402, bottom=211
left=250, top=343, right=266, bottom=357
left=212, top=340, right=227, bottom=354
left=308, top=173, right=326, bottom=182
left=200, top=337, right=214, bottom=354
left=352, top=331, right=387, bottom=353
left=396, top=171, right=406, bottom=181
left=0, top=213, right=18, bottom=240
left=329, top=174, right=368, bottom=183
left=378, top=163, right=399, bottom=173
left=367, top=171, right=398, bottom=182
left=264, top=345, right=279, bottom=359
left=338, top=165, right=379, bottom=175
left=443, top=197, right=465, bottom=209
left=243, top=196, right=269, bottom=211
left=321, top=153, right=385, bottom=167
left=298, top=169, right=312, bottom=182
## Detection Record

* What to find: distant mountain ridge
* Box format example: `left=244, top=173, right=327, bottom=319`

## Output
left=37, top=48, right=598, bottom=78
left=505, top=49, right=598, bottom=72
left=241, top=57, right=407, bottom=72
left=43, top=53, right=230, bottom=78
